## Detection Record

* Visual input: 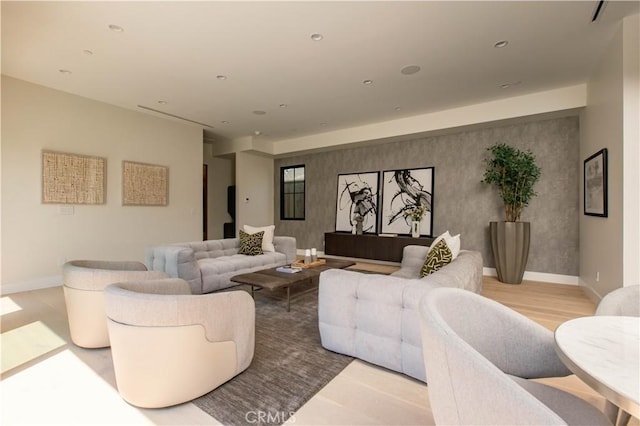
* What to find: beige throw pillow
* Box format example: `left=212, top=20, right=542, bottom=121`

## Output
left=243, top=224, right=275, bottom=252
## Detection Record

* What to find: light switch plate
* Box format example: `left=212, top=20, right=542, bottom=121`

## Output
left=59, top=205, right=74, bottom=215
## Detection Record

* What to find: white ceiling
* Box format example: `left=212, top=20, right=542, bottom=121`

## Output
left=2, top=1, right=638, bottom=145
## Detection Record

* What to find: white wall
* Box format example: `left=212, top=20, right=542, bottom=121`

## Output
left=1, top=76, right=203, bottom=293
left=580, top=15, right=640, bottom=298
left=622, top=14, right=640, bottom=287
left=235, top=151, right=274, bottom=232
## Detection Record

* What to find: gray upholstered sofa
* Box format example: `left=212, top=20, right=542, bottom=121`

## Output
left=318, top=245, right=483, bottom=382
left=146, top=236, right=297, bottom=294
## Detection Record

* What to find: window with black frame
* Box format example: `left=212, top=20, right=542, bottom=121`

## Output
left=280, top=165, right=305, bottom=220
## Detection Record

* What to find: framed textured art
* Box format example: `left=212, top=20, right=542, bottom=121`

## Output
left=122, top=161, right=169, bottom=206
left=42, top=150, right=106, bottom=204
left=335, top=171, right=379, bottom=234
left=381, top=167, right=434, bottom=236
left=584, top=148, right=607, bottom=217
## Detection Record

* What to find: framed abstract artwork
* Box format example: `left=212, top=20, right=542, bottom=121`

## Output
left=122, top=161, right=169, bottom=206
left=381, top=167, right=434, bottom=236
left=335, top=171, right=379, bottom=233
left=584, top=148, right=607, bottom=217
left=42, top=150, right=106, bottom=204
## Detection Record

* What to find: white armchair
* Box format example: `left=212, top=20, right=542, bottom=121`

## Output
left=596, top=285, right=640, bottom=316
left=104, top=278, right=255, bottom=408
left=418, top=287, right=612, bottom=425
left=62, top=260, right=168, bottom=348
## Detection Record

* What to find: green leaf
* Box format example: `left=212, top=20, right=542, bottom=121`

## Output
left=481, top=143, right=541, bottom=221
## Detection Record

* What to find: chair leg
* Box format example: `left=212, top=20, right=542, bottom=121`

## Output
left=604, top=400, right=632, bottom=426
left=616, top=410, right=631, bottom=426
left=604, top=401, right=619, bottom=424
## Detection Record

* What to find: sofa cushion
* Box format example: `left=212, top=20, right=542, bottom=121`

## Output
left=420, top=239, right=453, bottom=277
left=430, top=230, right=460, bottom=260
left=244, top=224, right=275, bottom=252
left=199, top=252, right=287, bottom=293
left=239, top=230, right=264, bottom=255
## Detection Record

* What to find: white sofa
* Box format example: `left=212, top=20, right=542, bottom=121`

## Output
left=318, top=245, right=483, bottom=382
left=146, top=236, right=297, bottom=294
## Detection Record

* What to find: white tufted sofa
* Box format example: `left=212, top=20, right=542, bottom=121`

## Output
left=318, top=245, right=483, bottom=382
left=146, top=236, right=297, bottom=294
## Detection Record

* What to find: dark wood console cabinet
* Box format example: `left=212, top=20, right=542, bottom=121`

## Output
left=324, top=232, right=433, bottom=262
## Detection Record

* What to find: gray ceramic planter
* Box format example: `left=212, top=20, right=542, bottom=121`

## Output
left=490, top=221, right=530, bottom=284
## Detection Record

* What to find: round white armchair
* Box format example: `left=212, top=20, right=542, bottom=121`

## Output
left=62, top=260, right=168, bottom=348
left=105, top=278, right=255, bottom=408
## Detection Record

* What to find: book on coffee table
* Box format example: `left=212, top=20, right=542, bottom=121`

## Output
left=276, top=266, right=302, bottom=274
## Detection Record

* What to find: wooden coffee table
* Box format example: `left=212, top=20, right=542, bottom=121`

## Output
left=230, top=258, right=355, bottom=311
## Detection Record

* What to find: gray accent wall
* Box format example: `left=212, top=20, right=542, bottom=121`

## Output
left=275, top=116, right=580, bottom=276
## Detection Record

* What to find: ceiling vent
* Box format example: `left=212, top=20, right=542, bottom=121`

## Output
left=137, top=105, right=215, bottom=128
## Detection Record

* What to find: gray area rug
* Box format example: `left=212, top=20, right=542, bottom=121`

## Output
left=193, top=284, right=353, bottom=425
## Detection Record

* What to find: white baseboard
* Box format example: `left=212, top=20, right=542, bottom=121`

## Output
left=483, top=267, right=578, bottom=285
left=578, top=277, right=603, bottom=303
left=1, top=275, right=62, bottom=296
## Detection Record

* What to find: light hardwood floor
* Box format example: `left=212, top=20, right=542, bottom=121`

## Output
left=1, top=274, right=637, bottom=425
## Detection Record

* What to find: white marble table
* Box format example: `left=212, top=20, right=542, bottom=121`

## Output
left=555, top=316, right=640, bottom=420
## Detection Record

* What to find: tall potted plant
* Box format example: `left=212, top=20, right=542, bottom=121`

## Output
left=482, top=143, right=541, bottom=284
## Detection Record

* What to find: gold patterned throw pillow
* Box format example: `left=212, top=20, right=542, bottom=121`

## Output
left=420, top=238, right=453, bottom=277
left=239, top=230, right=264, bottom=255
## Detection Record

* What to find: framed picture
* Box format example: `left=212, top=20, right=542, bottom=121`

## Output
left=122, top=161, right=169, bottom=206
left=584, top=149, right=607, bottom=217
left=381, top=167, right=434, bottom=236
left=335, top=171, right=379, bottom=233
left=42, top=150, right=106, bottom=204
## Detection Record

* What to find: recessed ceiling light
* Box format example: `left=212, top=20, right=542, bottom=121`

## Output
left=253, top=110, right=266, bottom=115
left=216, top=75, right=227, bottom=80
left=254, top=131, right=262, bottom=136
left=59, top=69, right=72, bottom=74
left=279, top=104, right=288, bottom=109
left=83, top=49, right=93, bottom=56
left=108, top=24, right=124, bottom=32
left=157, top=100, right=168, bottom=105
left=310, top=33, right=324, bottom=41
left=401, top=65, right=421, bottom=75
left=221, top=120, right=229, bottom=124
left=363, top=79, right=373, bottom=85
left=395, top=106, right=401, bottom=111
left=494, top=40, right=509, bottom=48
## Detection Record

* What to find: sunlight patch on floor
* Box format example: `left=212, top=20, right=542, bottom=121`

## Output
left=1, top=320, right=66, bottom=373
left=1, top=296, right=23, bottom=316
left=1, top=349, right=155, bottom=425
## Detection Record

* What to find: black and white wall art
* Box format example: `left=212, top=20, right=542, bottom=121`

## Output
left=335, top=171, right=379, bottom=233
left=584, top=148, right=608, bottom=217
left=381, top=167, right=434, bottom=236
